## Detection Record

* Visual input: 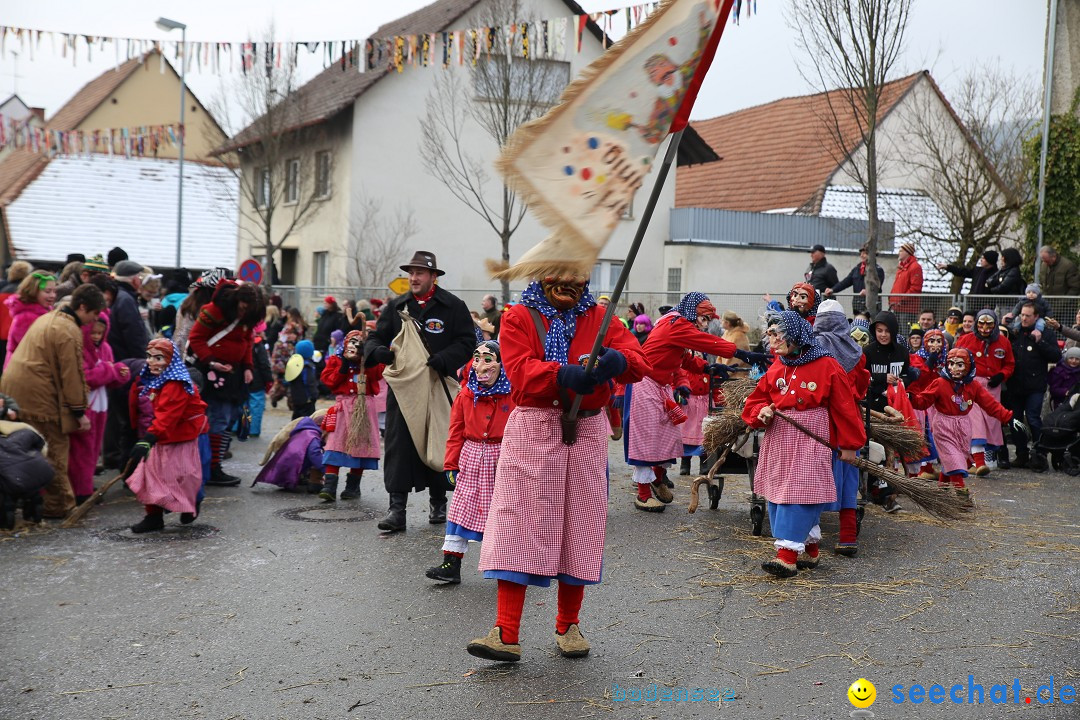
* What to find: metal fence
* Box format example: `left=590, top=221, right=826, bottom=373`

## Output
left=271, top=285, right=1080, bottom=335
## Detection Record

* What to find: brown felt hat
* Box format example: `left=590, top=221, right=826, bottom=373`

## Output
left=400, top=250, right=445, bottom=276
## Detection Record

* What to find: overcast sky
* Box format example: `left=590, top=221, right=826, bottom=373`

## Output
left=1, top=0, right=1048, bottom=133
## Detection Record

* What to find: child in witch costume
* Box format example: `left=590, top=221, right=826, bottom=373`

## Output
left=126, top=339, right=209, bottom=533
left=743, top=311, right=865, bottom=577
left=908, top=328, right=948, bottom=478
left=426, top=340, right=514, bottom=584
left=813, top=300, right=870, bottom=556
left=317, top=330, right=381, bottom=502
left=910, top=348, right=1025, bottom=498
left=955, top=309, right=1014, bottom=475
left=765, top=282, right=821, bottom=324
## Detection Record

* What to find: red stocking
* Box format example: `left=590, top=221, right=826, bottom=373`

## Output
left=495, top=580, right=527, bottom=644
left=556, top=582, right=585, bottom=634
left=838, top=508, right=857, bottom=544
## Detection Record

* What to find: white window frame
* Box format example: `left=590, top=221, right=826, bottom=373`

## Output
left=590, top=260, right=624, bottom=295
left=256, top=167, right=270, bottom=209
left=285, top=158, right=300, bottom=205
left=315, top=150, right=332, bottom=199
left=312, top=251, right=328, bottom=286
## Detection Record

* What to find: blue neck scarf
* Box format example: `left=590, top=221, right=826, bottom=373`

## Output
left=520, top=281, right=595, bottom=365
left=775, top=311, right=830, bottom=367
left=139, top=342, right=194, bottom=396
left=467, top=368, right=511, bottom=403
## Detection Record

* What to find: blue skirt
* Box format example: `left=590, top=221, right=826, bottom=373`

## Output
left=767, top=502, right=830, bottom=543
left=826, top=451, right=860, bottom=511
left=446, top=520, right=483, bottom=543
left=322, top=450, right=378, bottom=470
left=483, top=569, right=597, bottom=587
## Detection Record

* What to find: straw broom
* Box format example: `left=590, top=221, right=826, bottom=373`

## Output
left=771, top=409, right=971, bottom=521
left=60, top=459, right=137, bottom=528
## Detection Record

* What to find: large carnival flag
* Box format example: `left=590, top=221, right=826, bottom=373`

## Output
left=493, top=0, right=735, bottom=280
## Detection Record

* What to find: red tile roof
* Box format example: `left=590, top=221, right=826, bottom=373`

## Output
left=47, top=56, right=146, bottom=132
left=677, top=72, right=923, bottom=213
left=0, top=149, right=51, bottom=206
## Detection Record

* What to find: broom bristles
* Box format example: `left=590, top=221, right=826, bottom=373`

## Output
left=853, top=458, right=971, bottom=520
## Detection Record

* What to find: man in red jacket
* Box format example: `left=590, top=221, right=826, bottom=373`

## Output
left=187, top=281, right=264, bottom=486
left=889, top=242, right=924, bottom=331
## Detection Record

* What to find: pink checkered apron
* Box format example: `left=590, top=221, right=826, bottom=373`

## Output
left=445, top=439, right=500, bottom=535
left=968, top=376, right=1004, bottom=445
left=627, top=376, right=682, bottom=463
left=930, top=412, right=972, bottom=475
left=681, top=394, right=708, bottom=447
left=479, top=407, right=609, bottom=583
left=126, top=439, right=202, bottom=513
left=324, top=394, right=380, bottom=458
left=754, top=406, right=837, bottom=505
left=372, top=379, right=388, bottom=414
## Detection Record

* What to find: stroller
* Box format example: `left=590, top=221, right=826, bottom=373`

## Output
left=0, top=425, right=54, bottom=528
left=1038, top=386, right=1080, bottom=476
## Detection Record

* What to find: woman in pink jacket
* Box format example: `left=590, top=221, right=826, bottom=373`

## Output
left=68, top=312, right=129, bottom=503
left=3, top=271, right=57, bottom=368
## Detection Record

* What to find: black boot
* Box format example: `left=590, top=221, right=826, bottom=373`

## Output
left=339, top=473, right=362, bottom=500
left=180, top=499, right=201, bottom=525
left=378, top=493, right=407, bottom=532
left=131, top=513, right=164, bottom=534
left=698, top=456, right=708, bottom=476
left=679, top=456, right=692, bottom=476
left=997, top=445, right=1011, bottom=470
left=429, top=488, right=447, bottom=524
left=1012, top=446, right=1029, bottom=469
left=206, top=465, right=241, bottom=487
left=425, top=553, right=462, bottom=584
left=318, top=474, right=339, bottom=502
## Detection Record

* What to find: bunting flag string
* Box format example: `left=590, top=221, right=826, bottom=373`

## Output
left=0, top=113, right=183, bottom=158
left=0, top=2, right=760, bottom=78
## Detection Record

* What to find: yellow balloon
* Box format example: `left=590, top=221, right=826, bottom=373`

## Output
left=847, top=678, right=877, bottom=709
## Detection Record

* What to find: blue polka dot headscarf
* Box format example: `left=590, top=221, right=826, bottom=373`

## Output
left=673, top=292, right=710, bottom=324
left=140, top=338, right=195, bottom=395
left=770, top=311, right=829, bottom=367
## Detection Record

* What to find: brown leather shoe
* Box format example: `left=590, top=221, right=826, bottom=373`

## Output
left=467, top=626, right=521, bottom=662
left=555, top=624, right=590, bottom=658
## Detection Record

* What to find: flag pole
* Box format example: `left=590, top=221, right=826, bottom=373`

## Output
left=565, top=128, right=685, bottom=431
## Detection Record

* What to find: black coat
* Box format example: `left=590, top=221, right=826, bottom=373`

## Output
left=364, top=286, right=475, bottom=493
left=1007, top=325, right=1061, bottom=396
left=0, top=428, right=53, bottom=495
left=805, top=258, right=839, bottom=293
left=863, top=311, right=915, bottom=412
left=313, top=309, right=346, bottom=353
left=108, top=283, right=150, bottom=361
left=985, top=265, right=1025, bottom=296
left=831, top=262, right=885, bottom=295
left=944, top=262, right=994, bottom=295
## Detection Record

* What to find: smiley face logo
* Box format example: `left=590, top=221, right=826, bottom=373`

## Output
left=848, top=678, right=876, bottom=708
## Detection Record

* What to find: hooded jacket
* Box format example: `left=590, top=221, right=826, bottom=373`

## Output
left=3, top=296, right=51, bottom=368
left=863, top=311, right=914, bottom=412
left=82, top=311, right=125, bottom=414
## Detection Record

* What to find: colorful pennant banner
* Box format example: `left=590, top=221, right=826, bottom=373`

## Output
left=0, top=113, right=183, bottom=158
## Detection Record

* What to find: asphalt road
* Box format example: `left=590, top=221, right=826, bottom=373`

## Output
left=2, top=404, right=1077, bottom=720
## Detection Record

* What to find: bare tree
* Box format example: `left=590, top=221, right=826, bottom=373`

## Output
left=209, top=30, right=328, bottom=286
left=419, top=0, right=568, bottom=303
left=346, top=190, right=418, bottom=288
left=789, top=0, right=914, bottom=313
left=896, top=66, right=1038, bottom=292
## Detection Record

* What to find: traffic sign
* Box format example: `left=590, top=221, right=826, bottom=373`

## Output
left=238, top=259, right=263, bottom=285
left=388, top=277, right=410, bottom=295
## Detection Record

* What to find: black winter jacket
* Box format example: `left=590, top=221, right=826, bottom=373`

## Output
left=805, top=258, right=839, bottom=293
left=944, top=262, right=994, bottom=295
left=831, top=261, right=885, bottom=295
left=108, top=283, right=150, bottom=361
left=364, top=286, right=474, bottom=378
left=1006, top=325, right=1061, bottom=396
left=863, top=311, right=916, bottom=412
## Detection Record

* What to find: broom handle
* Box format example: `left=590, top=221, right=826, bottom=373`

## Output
left=774, top=409, right=901, bottom=484
left=59, top=458, right=137, bottom=528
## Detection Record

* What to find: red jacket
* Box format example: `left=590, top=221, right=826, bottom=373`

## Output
left=911, top=376, right=1013, bottom=421
left=889, top=257, right=923, bottom=313
left=128, top=380, right=208, bottom=444
left=847, top=354, right=871, bottom=401
left=742, top=355, right=866, bottom=451
left=677, top=353, right=710, bottom=395
left=642, top=315, right=737, bottom=385
left=187, top=302, right=254, bottom=370
left=320, top=355, right=382, bottom=396
left=499, top=304, right=648, bottom=411
left=444, top=385, right=515, bottom=471
left=955, top=333, right=1014, bottom=380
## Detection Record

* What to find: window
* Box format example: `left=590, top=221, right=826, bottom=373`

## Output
left=667, top=267, right=682, bottom=293
left=256, top=167, right=270, bottom=208
left=285, top=158, right=300, bottom=204
left=312, top=251, right=328, bottom=286
left=590, top=260, right=624, bottom=295
left=315, top=151, right=332, bottom=199
left=473, top=57, right=570, bottom=105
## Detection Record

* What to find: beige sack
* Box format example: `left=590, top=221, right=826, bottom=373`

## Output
left=383, top=311, right=459, bottom=471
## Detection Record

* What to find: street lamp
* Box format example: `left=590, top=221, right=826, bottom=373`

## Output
left=156, top=16, right=187, bottom=269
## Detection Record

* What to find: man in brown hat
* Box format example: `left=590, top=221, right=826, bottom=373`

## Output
left=364, top=251, right=475, bottom=532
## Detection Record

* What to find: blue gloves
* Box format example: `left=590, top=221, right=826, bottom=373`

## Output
left=130, top=434, right=157, bottom=462
left=674, top=385, right=691, bottom=405
left=445, top=470, right=457, bottom=488
left=908, top=367, right=921, bottom=381
left=734, top=349, right=771, bottom=366
left=557, top=365, right=598, bottom=395
left=705, top=363, right=730, bottom=380
left=593, top=348, right=627, bottom=384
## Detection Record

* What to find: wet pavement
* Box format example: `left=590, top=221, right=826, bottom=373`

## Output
left=2, top=403, right=1077, bottom=720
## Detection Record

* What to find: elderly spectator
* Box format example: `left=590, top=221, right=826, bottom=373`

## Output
left=1037, top=247, right=1080, bottom=297
left=1003, top=302, right=1060, bottom=470
left=805, top=244, right=839, bottom=293
left=985, top=248, right=1025, bottom=296
left=938, top=249, right=998, bottom=296
left=478, top=294, right=500, bottom=325
left=364, top=251, right=474, bottom=532
left=0, top=284, right=106, bottom=517
left=888, top=243, right=923, bottom=328
left=826, top=244, right=884, bottom=314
